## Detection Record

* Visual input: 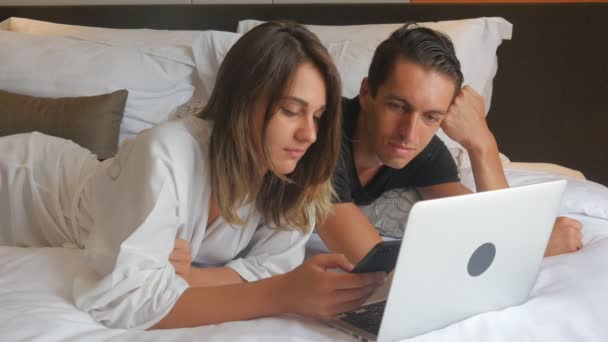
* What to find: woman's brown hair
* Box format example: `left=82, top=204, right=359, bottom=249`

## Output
left=199, top=21, right=342, bottom=232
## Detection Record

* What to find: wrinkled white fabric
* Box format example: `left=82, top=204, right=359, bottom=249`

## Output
left=0, top=116, right=312, bottom=330
left=0, top=213, right=607, bottom=341
left=0, top=132, right=98, bottom=248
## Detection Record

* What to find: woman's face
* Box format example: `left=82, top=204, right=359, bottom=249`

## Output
left=254, top=62, right=327, bottom=175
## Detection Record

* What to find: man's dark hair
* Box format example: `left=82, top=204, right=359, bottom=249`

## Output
left=367, top=23, right=464, bottom=97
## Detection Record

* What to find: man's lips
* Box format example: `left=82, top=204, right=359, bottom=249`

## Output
left=388, top=142, right=416, bottom=155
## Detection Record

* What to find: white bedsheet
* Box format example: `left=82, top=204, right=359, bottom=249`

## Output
left=1, top=172, right=607, bottom=341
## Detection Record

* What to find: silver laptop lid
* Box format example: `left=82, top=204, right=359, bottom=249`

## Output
left=378, top=180, right=567, bottom=342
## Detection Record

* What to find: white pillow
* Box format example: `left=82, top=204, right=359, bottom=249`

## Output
left=0, top=30, right=196, bottom=143
left=237, top=18, right=513, bottom=150
left=0, top=18, right=246, bottom=138
left=1, top=17, right=199, bottom=61
left=2, top=17, right=361, bottom=137
left=187, top=30, right=242, bottom=118
left=1, top=18, right=206, bottom=141
left=460, top=167, right=608, bottom=220
left=188, top=31, right=351, bottom=118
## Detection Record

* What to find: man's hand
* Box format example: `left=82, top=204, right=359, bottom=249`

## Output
left=440, top=86, right=508, bottom=192
left=170, top=239, right=193, bottom=283
left=441, top=86, right=492, bottom=151
left=545, top=217, right=583, bottom=257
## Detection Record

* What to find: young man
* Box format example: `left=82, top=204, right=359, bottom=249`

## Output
left=317, top=23, right=583, bottom=264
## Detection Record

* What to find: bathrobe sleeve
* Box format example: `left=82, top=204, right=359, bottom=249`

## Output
left=225, top=216, right=314, bottom=282
left=73, top=124, right=195, bottom=330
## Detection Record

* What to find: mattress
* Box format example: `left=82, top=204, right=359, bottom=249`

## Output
left=1, top=168, right=607, bottom=341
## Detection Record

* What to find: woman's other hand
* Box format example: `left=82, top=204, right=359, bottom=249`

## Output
left=170, top=239, right=193, bottom=284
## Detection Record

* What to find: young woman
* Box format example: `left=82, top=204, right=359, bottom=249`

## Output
left=0, top=22, right=385, bottom=330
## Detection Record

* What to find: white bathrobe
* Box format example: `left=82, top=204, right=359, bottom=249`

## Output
left=0, top=116, right=313, bottom=330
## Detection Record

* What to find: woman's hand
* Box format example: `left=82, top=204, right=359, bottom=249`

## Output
left=170, top=239, right=193, bottom=284
left=278, top=253, right=386, bottom=320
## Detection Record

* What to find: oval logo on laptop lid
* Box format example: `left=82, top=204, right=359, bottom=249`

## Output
left=468, top=242, right=496, bottom=277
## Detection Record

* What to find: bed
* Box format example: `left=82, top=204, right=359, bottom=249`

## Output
left=0, top=3, right=607, bottom=342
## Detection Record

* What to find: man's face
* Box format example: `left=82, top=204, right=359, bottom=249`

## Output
left=359, top=59, right=456, bottom=169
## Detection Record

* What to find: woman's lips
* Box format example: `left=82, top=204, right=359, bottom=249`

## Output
left=285, top=148, right=306, bottom=158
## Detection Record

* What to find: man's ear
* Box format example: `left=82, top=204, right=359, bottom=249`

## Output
left=359, top=77, right=370, bottom=98
left=358, top=77, right=371, bottom=112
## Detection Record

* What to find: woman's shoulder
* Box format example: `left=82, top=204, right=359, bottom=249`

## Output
left=130, top=116, right=213, bottom=158
left=147, top=116, right=212, bottom=143
left=138, top=116, right=213, bottom=148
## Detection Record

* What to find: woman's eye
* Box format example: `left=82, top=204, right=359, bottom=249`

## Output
left=281, top=106, right=299, bottom=116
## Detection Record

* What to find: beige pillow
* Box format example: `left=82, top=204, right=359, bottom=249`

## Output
left=0, top=89, right=127, bottom=159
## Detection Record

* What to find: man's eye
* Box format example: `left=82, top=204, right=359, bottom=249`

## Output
left=425, top=114, right=440, bottom=123
left=388, top=102, right=400, bottom=110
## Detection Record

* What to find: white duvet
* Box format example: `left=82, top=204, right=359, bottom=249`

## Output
left=1, top=169, right=607, bottom=342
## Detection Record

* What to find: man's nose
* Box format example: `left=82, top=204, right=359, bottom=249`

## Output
left=398, top=113, right=418, bottom=142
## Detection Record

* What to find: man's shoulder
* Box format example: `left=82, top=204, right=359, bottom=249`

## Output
left=341, top=96, right=360, bottom=117
left=426, top=135, right=449, bottom=153
left=335, top=139, right=354, bottom=176
left=414, top=135, right=450, bottom=163
left=393, top=135, right=459, bottom=187
left=390, top=135, right=453, bottom=178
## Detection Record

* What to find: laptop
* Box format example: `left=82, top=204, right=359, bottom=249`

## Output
left=327, top=180, right=567, bottom=342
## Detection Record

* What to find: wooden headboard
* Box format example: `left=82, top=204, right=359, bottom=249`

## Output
left=1, top=3, right=606, bottom=186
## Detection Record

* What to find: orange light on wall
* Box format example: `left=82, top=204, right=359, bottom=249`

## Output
left=412, top=0, right=608, bottom=3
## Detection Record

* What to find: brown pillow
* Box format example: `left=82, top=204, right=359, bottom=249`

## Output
left=0, top=89, right=127, bottom=159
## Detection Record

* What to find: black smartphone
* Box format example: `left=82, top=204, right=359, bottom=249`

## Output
left=351, top=240, right=401, bottom=274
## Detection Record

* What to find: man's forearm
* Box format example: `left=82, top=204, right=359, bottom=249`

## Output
left=465, top=132, right=509, bottom=192
left=317, top=203, right=382, bottom=264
